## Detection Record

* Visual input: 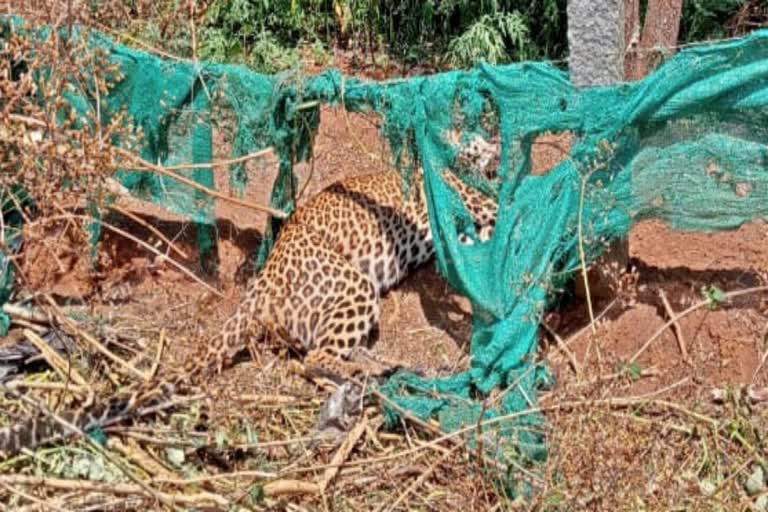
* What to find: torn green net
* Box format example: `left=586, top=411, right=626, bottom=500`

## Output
left=310, top=32, right=768, bottom=491
left=0, top=15, right=318, bottom=273
left=4, top=14, right=768, bottom=495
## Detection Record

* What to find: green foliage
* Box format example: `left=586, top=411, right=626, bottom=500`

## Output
left=248, top=485, right=266, bottom=505
left=195, top=0, right=567, bottom=71
left=680, top=0, right=750, bottom=43
left=618, top=361, right=643, bottom=381
left=702, top=284, right=728, bottom=310
left=446, top=12, right=531, bottom=68
left=345, top=0, right=566, bottom=63
left=308, top=39, right=333, bottom=66
left=113, top=1, right=194, bottom=58
left=118, top=0, right=760, bottom=72
left=198, top=0, right=330, bottom=72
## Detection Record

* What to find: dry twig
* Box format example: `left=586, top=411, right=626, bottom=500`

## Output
left=21, top=329, right=89, bottom=389
left=0, top=475, right=229, bottom=508
left=0, top=482, right=74, bottom=512
left=630, top=285, right=768, bottom=364
left=262, top=479, right=320, bottom=497
left=378, top=443, right=461, bottom=512
left=541, top=320, right=581, bottom=375
left=41, top=294, right=151, bottom=382
left=107, top=203, right=189, bottom=260
left=317, top=414, right=379, bottom=493
left=659, top=288, right=690, bottom=363
left=115, top=148, right=287, bottom=219
left=2, top=303, right=50, bottom=324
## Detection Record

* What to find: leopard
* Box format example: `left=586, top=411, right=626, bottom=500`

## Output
left=204, top=166, right=499, bottom=381
left=0, top=133, right=500, bottom=456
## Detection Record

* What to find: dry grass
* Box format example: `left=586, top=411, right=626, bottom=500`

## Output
left=2, top=284, right=766, bottom=511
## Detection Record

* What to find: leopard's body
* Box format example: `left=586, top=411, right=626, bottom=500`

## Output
left=0, top=138, right=499, bottom=456
left=205, top=167, right=498, bottom=379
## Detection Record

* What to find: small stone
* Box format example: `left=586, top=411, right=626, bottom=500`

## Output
left=710, top=388, right=727, bottom=403
left=755, top=494, right=768, bottom=512
left=165, top=447, right=186, bottom=467
left=745, top=466, right=765, bottom=496
left=699, top=479, right=717, bottom=496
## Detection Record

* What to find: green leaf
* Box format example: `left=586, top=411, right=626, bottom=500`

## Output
left=703, top=285, right=727, bottom=309
left=87, top=426, right=108, bottom=447
left=625, top=361, right=643, bottom=381
left=245, top=424, right=259, bottom=445
left=248, top=484, right=265, bottom=504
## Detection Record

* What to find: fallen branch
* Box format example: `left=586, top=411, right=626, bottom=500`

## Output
left=317, top=414, right=377, bottom=493
left=378, top=443, right=461, bottom=512
left=115, top=148, right=288, bottom=219
left=0, top=482, right=73, bottom=512
left=281, top=379, right=715, bottom=479
left=4, top=380, right=88, bottom=394
left=153, top=469, right=278, bottom=486
left=2, top=303, right=50, bottom=324
left=262, top=479, right=320, bottom=497
left=0, top=386, right=186, bottom=512
left=41, top=294, right=151, bottom=382
left=0, top=475, right=229, bottom=508
left=546, top=298, right=619, bottom=368
left=541, top=320, right=581, bottom=376
left=107, top=438, right=178, bottom=480
left=659, top=288, right=690, bottom=363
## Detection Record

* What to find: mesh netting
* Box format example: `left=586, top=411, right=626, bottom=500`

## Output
left=322, top=39, right=768, bottom=490
left=4, top=15, right=768, bottom=493
left=0, top=15, right=318, bottom=276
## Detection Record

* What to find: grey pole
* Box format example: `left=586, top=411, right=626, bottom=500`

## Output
left=567, top=0, right=630, bottom=299
left=567, top=0, right=625, bottom=86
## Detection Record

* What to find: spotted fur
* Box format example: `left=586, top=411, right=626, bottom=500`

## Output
left=206, top=166, right=498, bottom=380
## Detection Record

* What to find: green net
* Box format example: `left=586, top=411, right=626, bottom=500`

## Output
left=0, top=15, right=319, bottom=273
left=318, top=36, right=768, bottom=489
left=4, top=15, right=768, bottom=494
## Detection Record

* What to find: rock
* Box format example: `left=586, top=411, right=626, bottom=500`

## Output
left=745, top=466, right=766, bottom=497
left=315, top=382, right=363, bottom=438
left=699, top=479, right=717, bottom=497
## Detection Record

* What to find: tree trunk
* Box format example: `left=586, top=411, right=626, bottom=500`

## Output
left=625, top=0, right=684, bottom=80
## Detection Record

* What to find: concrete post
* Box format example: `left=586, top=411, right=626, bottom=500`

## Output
left=567, top=0, right=625, bottom=86
left=567, top=0, right=631, bottom=299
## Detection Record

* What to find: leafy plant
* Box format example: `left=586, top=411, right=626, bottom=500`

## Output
left=702, top=284, right=728, bottom=310
left=446, top=11, right=531, bottom=68
left=620, top=361, right=643, bottom=381
left=248, top=31, right=302, bottom=73
left=195, top=0, right=567, bottom=71
left=198, top=0, right=329, bottom=72
left=680, top=0, right=750, bottom=42
left=128, top=0, right=758, bottom=74
left=308, top=39, right=333, bottom=66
